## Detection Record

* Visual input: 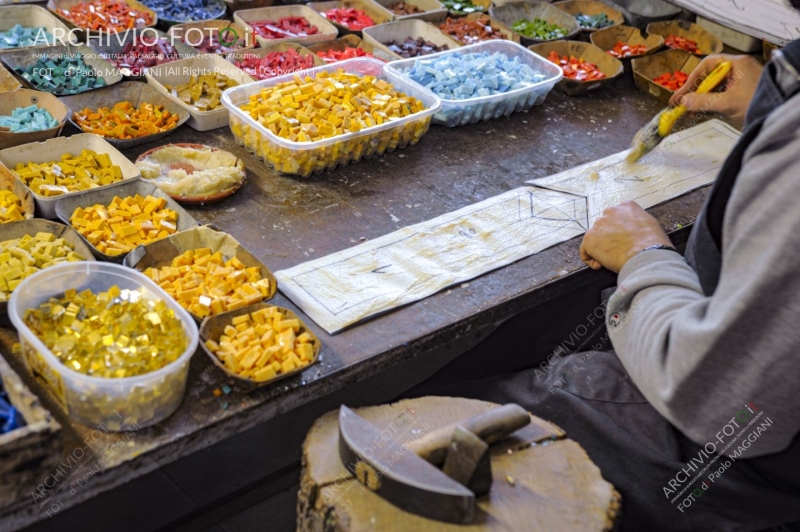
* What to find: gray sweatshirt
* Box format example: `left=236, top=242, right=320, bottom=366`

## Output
left=607, top=79, right=800, bottom=458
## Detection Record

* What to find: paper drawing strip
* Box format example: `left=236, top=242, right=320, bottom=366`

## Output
left=278, top=120, right=740, bottom=334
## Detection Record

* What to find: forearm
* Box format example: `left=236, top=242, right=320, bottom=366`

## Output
left=586, top=89, right=800, bottom=457
left=607, top=220, right=800, bottom=455
left=607, top=250, right=711, bottom=431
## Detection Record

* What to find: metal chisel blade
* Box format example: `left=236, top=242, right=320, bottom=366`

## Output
left=338, top=405, right=476, bottom=524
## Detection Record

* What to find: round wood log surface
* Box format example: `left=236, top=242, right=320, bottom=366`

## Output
left=298, top=397, right=621, bottom=531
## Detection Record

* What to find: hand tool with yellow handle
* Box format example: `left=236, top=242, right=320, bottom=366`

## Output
left=627, top=60, right=733, bottom=162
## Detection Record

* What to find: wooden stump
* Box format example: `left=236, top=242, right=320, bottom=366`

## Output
left=298, top=397, right=621, bottom=532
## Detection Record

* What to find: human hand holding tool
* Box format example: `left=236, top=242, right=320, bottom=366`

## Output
left=627, top=59, right=733, bottom=162
left=671, top=54, right=763, bottom=130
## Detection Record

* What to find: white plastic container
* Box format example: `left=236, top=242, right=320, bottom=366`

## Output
left=145, top=55, right=255, bottom=131
left=233, top=5, right=339, bottom=48
left=386, top=40, right=562, bottom=127
left=8, top=262, right=198, bottom=430
left=0, top=133, right=142, bottom=219
left=221, top=57, right=441, bottom=177
left=0, top=5, right=71, bottom=53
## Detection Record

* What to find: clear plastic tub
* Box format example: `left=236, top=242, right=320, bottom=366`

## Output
left=386, top=40, right=563, bottom=127
left=221, top=57, right=442, bottom=177
left=8, top=262, right=198, bottom=430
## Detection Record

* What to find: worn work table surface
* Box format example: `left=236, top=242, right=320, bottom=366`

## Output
left=0, top=76, right=709, bottom=530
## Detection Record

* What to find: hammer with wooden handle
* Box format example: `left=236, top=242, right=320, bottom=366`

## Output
left=338, top=403, right=531, bottom=523
left=406, top=403, right=531, bottom=465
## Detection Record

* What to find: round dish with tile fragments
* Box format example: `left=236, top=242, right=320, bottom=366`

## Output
left=135, top=143, right=245, bottom=205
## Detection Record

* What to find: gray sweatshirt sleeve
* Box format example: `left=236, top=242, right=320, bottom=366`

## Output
left=607, top=103, right=800, bottom=457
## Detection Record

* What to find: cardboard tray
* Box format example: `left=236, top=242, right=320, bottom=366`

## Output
left=0, top=165, right=33, bottom=220
left=0, top=133, right=141, bottom=219
left=0, top=353, right=63, bottom=510
left=123, top=225, right=278, bottom=321
left=362, top=18, right=462, bottom=58
left=305, top=33, right=399, bottom=62
left=59, top=81, right=191, bottom=149
left=437, top=13, right=520, bottom=45
left=0, top=5, right=72, bottom=53
left=0, top=89, right=69, bottom=150
left=168, top=19, right=257, bottom=55
left=47, top=0, right=157, bottom=37
left=595, top=0, right=680, bottom=29
left=529, top=40, right=622, bottom=95
left=489, top=2, right=581, bottom=46
left=155, top=0, right=227, bottom=27
left=54, top=178, right=200, bottom=262
left=443, top=0, right=490, bottom=17
left=89, top=28, right=198, bottom=80
left=590, top=24, right=663, bottom=71
left=0, top=43, right=123, bottom=96
left=145, top=55, right=255, bottom=131
left=0, top=219, right=96, bottom=314
left=199, top=302, right=321, bottom=389
left=226, top=42, right=327, bottom=80
left=233, top=5, right=339, bottom=48
left=552, top=0, right=624, bottom=33
left=0, top=63, right=21, bottom=93
left=308, top=0, right=394, bottom=37
left=697, top=16, right=760, bottom=54
left=632, top=48, right=700, bottom=103
left=372, top=0, right=448, bottom=23
left=646, top=20, right=723, bottom=57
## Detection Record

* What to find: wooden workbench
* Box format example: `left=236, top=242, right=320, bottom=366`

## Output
left=0, top=74, right=710, bottom=531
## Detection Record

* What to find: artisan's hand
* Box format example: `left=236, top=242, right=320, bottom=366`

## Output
left=670, top=54, right=763, bottom=130
left=580, top=201, right=672, bottom=273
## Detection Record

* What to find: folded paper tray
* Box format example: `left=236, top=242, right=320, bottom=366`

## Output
left=199, top=302, right=322, bottom=390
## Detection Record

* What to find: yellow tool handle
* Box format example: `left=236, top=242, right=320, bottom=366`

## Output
left=658, top=61, right=733, bottom=137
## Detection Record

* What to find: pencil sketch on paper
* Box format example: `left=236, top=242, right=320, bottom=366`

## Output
left=527, top=119, right=741, bottom=227
left=276, top=187, right=588, bottom=333
left=277, top=120, right=741, bottom=334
